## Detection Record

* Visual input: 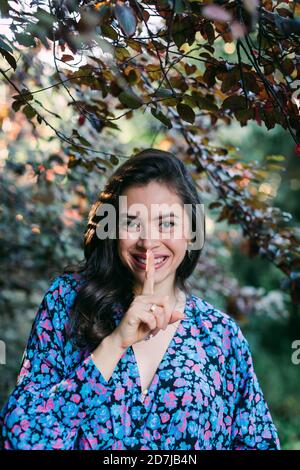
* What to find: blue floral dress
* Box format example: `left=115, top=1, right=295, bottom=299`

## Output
left=0, top=273, right=280, bottom=450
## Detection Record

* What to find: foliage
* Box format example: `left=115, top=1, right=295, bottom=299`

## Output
left=1, top=0, right=300, bottom=302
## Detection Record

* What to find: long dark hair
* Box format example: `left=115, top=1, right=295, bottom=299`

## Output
left=64, top=148, right=205, bottom=352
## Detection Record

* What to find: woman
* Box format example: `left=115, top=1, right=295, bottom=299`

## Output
left=0, top=148, right=280, bottom=450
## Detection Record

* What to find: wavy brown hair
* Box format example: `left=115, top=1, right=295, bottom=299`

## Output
left=64, top=148, right=205, bottom=352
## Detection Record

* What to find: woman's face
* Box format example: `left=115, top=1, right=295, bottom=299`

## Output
left=117, top=181, right=191, bottom=294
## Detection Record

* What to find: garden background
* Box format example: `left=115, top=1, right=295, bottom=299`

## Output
left=0, top=0, right=300, bottom=449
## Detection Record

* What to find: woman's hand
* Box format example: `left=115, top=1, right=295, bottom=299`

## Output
left=113, top=249, right=185, bottom=350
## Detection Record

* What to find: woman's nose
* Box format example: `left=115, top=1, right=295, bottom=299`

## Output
left=136, top=227, right=160, bottom=249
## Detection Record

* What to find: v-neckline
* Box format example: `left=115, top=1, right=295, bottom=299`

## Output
left=128, top=292, right=192, bottom=406
left=111, top=292, right=194, bottom=407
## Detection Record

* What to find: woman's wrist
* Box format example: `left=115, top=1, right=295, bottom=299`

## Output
left=106, top=329, right=128, bottom=353
left=92, top=330, right=127, bottom=363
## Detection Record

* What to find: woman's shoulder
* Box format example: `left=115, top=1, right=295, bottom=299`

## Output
left=37, top=272, right=87, bottom=321
left=190, top=293, right=247, bottom=348
left=47, top=271, right=86, bottom=295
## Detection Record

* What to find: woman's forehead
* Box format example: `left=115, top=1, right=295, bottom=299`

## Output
left=121, top=182, right=182, bottom=205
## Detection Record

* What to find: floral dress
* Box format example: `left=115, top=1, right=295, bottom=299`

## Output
left=0, top=273, right=280, bottom=450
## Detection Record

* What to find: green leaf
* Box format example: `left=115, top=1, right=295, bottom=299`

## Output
left=115, top=46, right=131, bottom=60
left=209, top=201, right=223, bottom=210
left=101, top=24, right=118, bottom=41
left=0, top=48, right=16, bottom=70
left=195, top=95, right=218, bottom=113
left=234, top=108, right=253, bottom=125
left=34, top=8, right=56, bottom=27
left=15, top=33, right=36, bottom=47
left=23, top=104, right=36, bottom=119
left=114, top=4, right=137, bottom=37
left=222, top=95, right=248, bottom=111
left=0, top=35, right=13, bottom=53
left=174, top=0, right=187, bottom=14
left=154, top=88, right=174, bottom=98
left=12, top=89, right=33, bottom=102
left=110, top=155, right=119, bottom=165
left=72, top=129, right=91, bottom=147
left=151, top=108, right=172, bottom=129
left=171, top=20, right=187, bottom=48
left=266, top=155, right=286, bottom=162
left=12, top=100, right=23, bottom=112
left=0, top=0, right=9, bottom=17
left=177, top=103, right=195, bottom=123
left=118, top=91, right=143, bottom=109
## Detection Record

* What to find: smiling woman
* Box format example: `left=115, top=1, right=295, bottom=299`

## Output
left=0, top=148, right=280, bottom=450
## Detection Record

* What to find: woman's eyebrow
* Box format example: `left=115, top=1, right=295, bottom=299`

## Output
left=124, top=212, right=179, bottom=219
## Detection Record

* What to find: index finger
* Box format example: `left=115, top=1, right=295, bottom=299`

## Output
left=142, top=248, right=155, bottom=295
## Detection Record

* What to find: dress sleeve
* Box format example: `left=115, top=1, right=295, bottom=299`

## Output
left=231, top=326, right=280, bottom=450
left=0, top=275, right=114, bottom=450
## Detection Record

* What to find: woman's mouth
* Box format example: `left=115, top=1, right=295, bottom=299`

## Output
left=130, top=254, right=169, bottom=270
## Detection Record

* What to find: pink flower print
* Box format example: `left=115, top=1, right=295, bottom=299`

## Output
left=203, top=320, right=213, bottom=329
left=71, top=394, right=81, bottom=404
left=41, top=363, right=49, bottom=374
left=191, top=325, right=200, bottom=337
left=37, top=398, right=54, bottom=413
left=161, top=412, right=170, bottom=424
left=40, top=319, right=53, bottom=331
left=114, top=387, right=125, bottom=400
left=224, top=415, right=232, bottom=426
left=186, top=359, right=195, bottom=367
left=195, top=389, right=203, bottom=403
left=174, top=378, right=186, bottom=387
left=76, top=366, right=85, bottom=381
left=182, top=391, right=193, bottom=406
left=40, top=331, right=50, bottom=345
left=112, top=440, right=124, bottom=450
left=222, top=335, right=231, bottom=351
left=178, top=411, right=189, bottom=432
left=164, top=391, right=177, bottom=409
left=20, top=420, right=30, bottom=431
left=52, top=438, right=64, bottom=449
left=192, top=363, right=202, bottom=374
left=262, top=429, right=272, bottom=439
left=212, top=370, right=221, bottom=391
left=196, top=344, right=206, bottom=360
left=12, top=425, right=21, bottom=436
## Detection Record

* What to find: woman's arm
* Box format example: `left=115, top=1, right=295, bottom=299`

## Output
left=0, top=275, right=123, bottom=450
left=231, top=327, right=280, bottom=450
left=91, top=331, right=126, bottom=383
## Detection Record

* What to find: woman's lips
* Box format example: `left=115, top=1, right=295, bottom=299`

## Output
left=130, top=254, right=169, bottom=270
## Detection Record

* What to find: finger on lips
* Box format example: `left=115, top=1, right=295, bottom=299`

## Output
left=142, top=248, right=155, bottom=295
left=140, top=249, right=185, bottom=335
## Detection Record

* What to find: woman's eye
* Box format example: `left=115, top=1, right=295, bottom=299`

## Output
left=125, top=220, right=140, bottom=230
left=160, top=220, right=175, bottom=230
left=121, top=219, right=175, bottom=231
